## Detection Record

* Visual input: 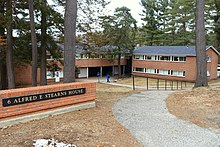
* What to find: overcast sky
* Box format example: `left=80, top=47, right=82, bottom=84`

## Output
left=107, top=0, right=143, bottom=26
left=47, top=0, right=143, bottom=26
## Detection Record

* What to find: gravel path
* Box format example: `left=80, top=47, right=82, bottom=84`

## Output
left=113, top=91, right=220, bottom=147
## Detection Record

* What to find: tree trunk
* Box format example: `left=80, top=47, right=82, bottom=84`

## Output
left=0, top=61, right=7, bottom=90
left=28, top=0, right=38, bottom=86
left=195, top=0, right=208, bottom=87
left=118, top=47, right=121, bottom=78
left=40, top=0, right=47, bottom=86
left=0, top=2, right=7, bottom=90
left=64, top=0, right=77, bottom=83
left=6, top=0, right=15, bottom=89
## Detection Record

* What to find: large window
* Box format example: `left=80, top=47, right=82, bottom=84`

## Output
left=159, top=56, right=170, bottom=61
left=171, top=71, right=185, bottom=76
left=133, top=67, right=144, bottom=72
left=134, top=55, right=144, bottom=60
left=134, top=67, right=185, bottom=77
left=145, top=68, right=155, bottom=74
left=158, top=69, right=169, bottom=75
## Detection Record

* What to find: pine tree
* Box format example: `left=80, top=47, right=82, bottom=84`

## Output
left=6, top=0, right=15, bottom=89
left=195, top=0, right=208, bottom=87
left=63, top=0, right=77, bottom=83
left=140, top=0, right=161, bottom=45
left=28, top=0, right=38, bottom=86
left=164, top=0, right=196, bottom=45
left=100, top=7, right=137, bottom=78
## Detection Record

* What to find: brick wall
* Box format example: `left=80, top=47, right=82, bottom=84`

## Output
left=14, top=58, right=127, bottom=85
left=132, top=56, right=197, bottom=82
left=14, top=64, right=41, bottom=85
left=0, top=81, right=96, bottom=120
left=76, top=58, right=127, bottom=67
left=207, top=48, right=218, bottom=80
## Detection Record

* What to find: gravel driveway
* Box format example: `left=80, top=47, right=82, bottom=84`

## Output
left=113, top=91, right=220, bottom=147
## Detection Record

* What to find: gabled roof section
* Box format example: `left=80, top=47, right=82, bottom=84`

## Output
left=133, top=46, right=220, bottom=56
left=207, top=45, right=220, bottom=56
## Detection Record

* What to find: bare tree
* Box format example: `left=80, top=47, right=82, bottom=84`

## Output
left=6, top=0, right=15, bottom=89
left=195, top=0, right=208, bottom=87
left=28, top=0, right=38, bottom=86
left=63, top=0, right=77, bottom=83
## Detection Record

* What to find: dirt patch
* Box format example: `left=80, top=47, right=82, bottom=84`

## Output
left=0, top=83, right=143, bottom=147
left=166, top=87, right=220, bottom=132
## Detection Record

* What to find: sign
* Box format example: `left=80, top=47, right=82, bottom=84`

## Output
left=2, top=88, right=86, bottom=107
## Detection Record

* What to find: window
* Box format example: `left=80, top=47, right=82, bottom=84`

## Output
left=173, top=56, right=179, bottom=61
left=179, top=57, right=186, bottom=61
left=134, top=67, right=144, bottom=72
left=145, top=56, right=153, bottom=60
left=146, top=68, right=155, bottom=74
left=158, top=69, right=169, bottom=75
left=206, top=56, right=211, bottom=62
left=134, top=55, right=144, bottom=60
left=171, top=70, right=184, bottom=76
left=172, top=56, right=186, bottom=62
left=207, top=70, right=211, bottom=76
left=160, top=56, right=170, bottom=61
left=76, top=54, right=80, bottom=59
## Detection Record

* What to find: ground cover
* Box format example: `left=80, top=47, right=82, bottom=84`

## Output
left=0, top=83, right=143, bottom=147
left=166, top=87, right=220, bottom=133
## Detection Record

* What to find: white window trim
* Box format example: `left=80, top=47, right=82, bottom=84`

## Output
left=134, top=54, right=186, bottom=62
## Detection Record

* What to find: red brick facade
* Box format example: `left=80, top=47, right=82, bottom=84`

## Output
left=76, top=58, right=127, bottom=67
left=132, top=47, right=219, bottom=82
left=14, top=65, right=41, bottom=85
left=14, top=58, right=127, bottom=85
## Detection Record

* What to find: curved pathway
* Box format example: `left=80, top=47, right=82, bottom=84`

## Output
left=113, top=91, right=220, bottom=147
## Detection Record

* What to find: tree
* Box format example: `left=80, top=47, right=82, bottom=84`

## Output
left=163, top=0, right=195, bottom=45
left=63, top=0, right=77, bottom=83
left=77, top=0, right=110, bottom=32
left=28, top=0, right=38, bottom=86
left=195, top=0, right=208, bottom=87
left=140, top=0, right=161, bottom=45
left=40, top=0, right=47, bottom=86
left=212, top=0, right=220, bottom=49
left=0, top=1, right=7, bottom=90
left=6, top=0, right=15, bottom=89
left=100, top=7, right=137, bottom=78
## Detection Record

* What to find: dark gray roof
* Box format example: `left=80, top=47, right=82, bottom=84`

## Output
left=133, top=46, right=211, bottom=56
left=57, top=44, right=129, bottom=54
left=57, top=43, right=89, bottom=54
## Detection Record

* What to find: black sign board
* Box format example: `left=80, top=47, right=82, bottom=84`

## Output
left=2, top=88, right=86, bottom=107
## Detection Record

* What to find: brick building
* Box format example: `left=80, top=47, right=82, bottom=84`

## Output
left=14, top=45, right=127, bottom=85
left=46, top=45, right=127, bottom=79
left=132, top=46, right=219, bottom=82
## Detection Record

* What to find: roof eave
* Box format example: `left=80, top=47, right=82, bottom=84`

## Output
left=132, top=53, right=196, bottom=57
left=206, top=46, right=220, bottom=56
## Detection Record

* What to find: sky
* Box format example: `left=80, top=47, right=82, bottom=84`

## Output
left=47, top=0, right=143, bottom=26
left=107, top=0, right=143, bottom=26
